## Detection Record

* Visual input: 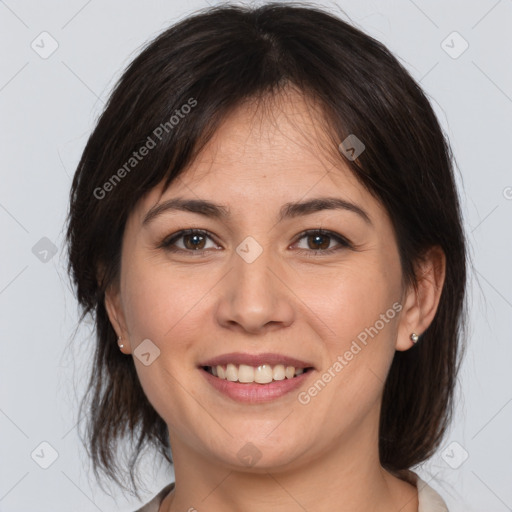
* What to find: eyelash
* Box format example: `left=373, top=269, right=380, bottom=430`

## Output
left=159, top=228, right=352, bottom=257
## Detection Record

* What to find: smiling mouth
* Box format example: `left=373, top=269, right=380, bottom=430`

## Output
left=201, top=364, right=314, bottom=384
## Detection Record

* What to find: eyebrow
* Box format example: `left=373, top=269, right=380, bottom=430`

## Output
left=142, top=196, right=372, bottom=226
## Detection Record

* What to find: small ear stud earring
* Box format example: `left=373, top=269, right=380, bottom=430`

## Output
left=410, top=332, right=419, bottom=344
left=117, top=336, right=125, bottom=350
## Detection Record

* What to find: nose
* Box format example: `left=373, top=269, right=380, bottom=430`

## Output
left=214, top=243, right=295, bottom=334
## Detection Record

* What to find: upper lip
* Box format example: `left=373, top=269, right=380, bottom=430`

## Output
left=199, top=352, right=315, bottom=369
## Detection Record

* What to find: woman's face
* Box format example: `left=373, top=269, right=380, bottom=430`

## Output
left=107, top=92, right=417, bottom=472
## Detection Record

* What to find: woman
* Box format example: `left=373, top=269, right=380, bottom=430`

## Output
left=66, top=3, right=467, bottom=511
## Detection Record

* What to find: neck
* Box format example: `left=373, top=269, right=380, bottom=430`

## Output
left=162, top=419, right=418, bottom=512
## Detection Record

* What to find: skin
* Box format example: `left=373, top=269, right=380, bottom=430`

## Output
left=106, top=89, right=446, bottom=512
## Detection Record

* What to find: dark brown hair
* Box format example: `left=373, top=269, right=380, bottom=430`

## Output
left=66, top=2, right=467, bottom=497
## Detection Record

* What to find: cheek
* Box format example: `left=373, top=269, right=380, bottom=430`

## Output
left=292, top=268, right=401, bottom=425
left=296, top=258, right=402, bottom=400
left=121, top=255, right=206, bottom=344
left=119, top=256, right=211, bottom=429
left=297, top=259, right=401, bottom=342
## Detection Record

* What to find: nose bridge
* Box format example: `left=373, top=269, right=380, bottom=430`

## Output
left=233, top=235, right=275, bottom=311
left=216, top=234, right=294, bottom=333
left=235, top=236, right=272, bottom=297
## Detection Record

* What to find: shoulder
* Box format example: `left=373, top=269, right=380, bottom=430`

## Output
left=133, top=482, right=175, bottom=512
left=395, top=469, right=449, bottom=512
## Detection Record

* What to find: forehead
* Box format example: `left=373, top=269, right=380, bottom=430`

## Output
left=134, top=90, right=382, bottom=221
left=182, top=91, right=351, bottom=183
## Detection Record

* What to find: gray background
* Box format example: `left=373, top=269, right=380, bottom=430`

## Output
left=1, top=0, right=511, bottom=510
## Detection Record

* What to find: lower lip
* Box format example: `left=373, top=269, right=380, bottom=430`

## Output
left=200, top=367, right=313, bottom=404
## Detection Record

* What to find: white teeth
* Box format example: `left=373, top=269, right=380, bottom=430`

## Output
left=285, top=366, right=295, bottom=379
left=207, top=363, right=309, bottom=383
left=238, top=364, right=254, bottom=383
left=272, top=364, right=286, bottom=381
left=225, top=363, right=238, bottom=382
left=255, top=364, right=273, bottom=384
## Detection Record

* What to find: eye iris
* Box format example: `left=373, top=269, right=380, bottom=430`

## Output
left=184, top=233, right=206, bottom=250
left=308, top=234, right=330, bottom=250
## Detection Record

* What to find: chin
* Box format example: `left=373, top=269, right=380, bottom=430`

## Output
left=214, top=436, right=307, bottom=472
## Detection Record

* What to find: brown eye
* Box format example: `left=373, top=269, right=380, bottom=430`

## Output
left=160, top=229, right=219, bottom=253
left=182, top=233, right=207, bottom=250
left=306, top=233, right=331, bottom=250
left=294, top=229, right=352, bottom=255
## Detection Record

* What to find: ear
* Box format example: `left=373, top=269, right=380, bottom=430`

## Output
left=104, top=282, right=132, bottom=354
left=396, top=246, right=446, bottom=351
